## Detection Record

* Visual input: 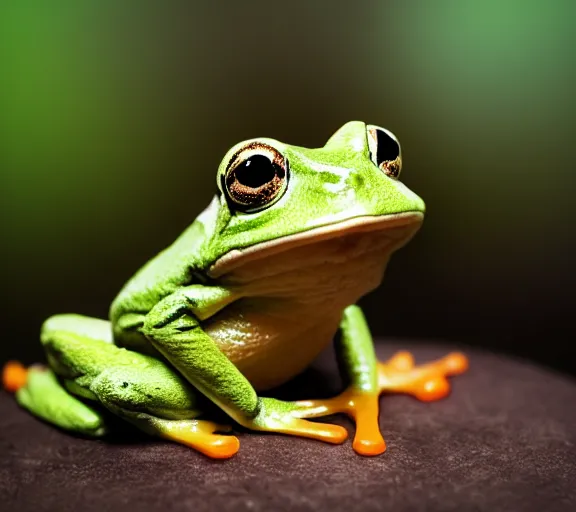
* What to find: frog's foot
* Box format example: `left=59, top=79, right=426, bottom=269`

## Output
left=294, top=389, right=386, bottom=456
left=5, top=363, right=108, bottom=436
left=294, top=351, right=469, bottom=456
left=249, top=397, right=349, bottom=446
left=87, top=369, right=240, bottom=460
left=103, top=401, right=240, bottom=459
left=154, top=417, right=240, bottom=459
left=377, top=351, right=468, bottom=401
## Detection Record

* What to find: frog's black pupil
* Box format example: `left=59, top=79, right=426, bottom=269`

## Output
left=235, top=155, right=276, bottom=188
left=375, top=129, right=400, bottom=165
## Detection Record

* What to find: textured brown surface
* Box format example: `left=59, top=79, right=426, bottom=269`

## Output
left=1, top=341, right=575, bottom=512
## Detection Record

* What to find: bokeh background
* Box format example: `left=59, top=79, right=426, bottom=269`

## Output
left=1, top=2, right=575, bottom=375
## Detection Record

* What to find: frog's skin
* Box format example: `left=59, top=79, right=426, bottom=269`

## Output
left=3, top=122, right=468, bottom=459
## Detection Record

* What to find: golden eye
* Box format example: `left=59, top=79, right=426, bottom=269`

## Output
left=224, top=143, right=288, bottom=212
left=367, top=125, right=402, bottom=179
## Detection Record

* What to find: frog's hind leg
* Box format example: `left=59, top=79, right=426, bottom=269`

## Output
left=3, top=314, right=239, bottom=459
left=102, top=404, right=239, bottom=459
left=4, top=362, right=108, bottom=437
left=89, top=367, right=240, bottom=459
left=2, top=314, right=116, bottom=437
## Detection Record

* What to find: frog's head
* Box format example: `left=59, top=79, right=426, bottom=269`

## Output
left=201, top=121, right=425, bottom=277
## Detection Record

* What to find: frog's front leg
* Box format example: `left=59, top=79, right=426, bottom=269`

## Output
left=295, top=305, right=469, bottom=455
left=140, top=286, right=348, bottom=445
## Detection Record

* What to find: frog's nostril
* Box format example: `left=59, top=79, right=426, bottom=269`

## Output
left=350, top=173, right=365, bottom=188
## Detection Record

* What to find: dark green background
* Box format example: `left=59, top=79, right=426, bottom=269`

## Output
left=1, top=2, right=575, bottom=373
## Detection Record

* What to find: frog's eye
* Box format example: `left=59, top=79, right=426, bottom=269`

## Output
left=367, top=125, right=402, bottom=179
left=224, top=142, right=289, bottom=213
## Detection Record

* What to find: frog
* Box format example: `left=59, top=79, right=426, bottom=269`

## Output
left=2, top=121, right=468, bottom=459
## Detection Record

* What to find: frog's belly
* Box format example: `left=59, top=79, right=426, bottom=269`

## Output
left=202, top=224, right=420, bottom=390
left=203, top=300, right=343, bottom=391
left=201, top=266, right=387, bottom=391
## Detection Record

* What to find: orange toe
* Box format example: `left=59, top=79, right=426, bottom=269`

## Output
left=388, top=351, right=415, bottom=371
left=161, top=420, right=240, bottom=459
left=413, top=376, right=451, bottom=401
left=286, top=418, right=349, bottom=444
left=353, top=435, right=387, bottom=456
left=378, top=351, right=469, bottom=402
left=444, top=352, right=469, bottom=374
left=196, top=434, right=240, bottom=459
left=348, top=392, right=386, bottom=456
left=2, top=361, right=28, bottom=393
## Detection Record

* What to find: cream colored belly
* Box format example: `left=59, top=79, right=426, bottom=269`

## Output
left=203, top=226, right=409, bottom=391
left=203, top=299, right=343, bottom=391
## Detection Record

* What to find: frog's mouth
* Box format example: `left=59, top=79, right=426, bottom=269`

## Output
left=208, top=212, right=424, bottom=278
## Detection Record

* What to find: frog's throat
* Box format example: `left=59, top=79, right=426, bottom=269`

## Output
left=207, top=212, right=424, bottom=278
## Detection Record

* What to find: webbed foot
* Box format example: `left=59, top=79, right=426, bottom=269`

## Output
left=294, top=351, right=469, bottom=456
left=247, top=397, right=349, bottom=445
left=377, top=351, right=468, bottom=401
left=3, top=362, right=108, bottom=436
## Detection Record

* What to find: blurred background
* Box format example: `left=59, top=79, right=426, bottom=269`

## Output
left=1, top=2, right=574, bottom=375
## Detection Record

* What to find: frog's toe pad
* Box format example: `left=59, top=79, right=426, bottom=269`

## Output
left=161, top=420, right=240, bottom=459
left=2, top=361, right=29, bottom=393
left=197, top=434, right=240, bottom=459
left=353, top=436, right=386, bottom=456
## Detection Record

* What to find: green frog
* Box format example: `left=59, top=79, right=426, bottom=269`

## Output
left=3, top=122, right=468, bottom=459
